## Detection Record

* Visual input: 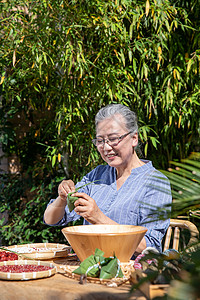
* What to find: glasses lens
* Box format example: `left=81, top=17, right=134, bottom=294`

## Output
left=108, top=137, right=119, bottom=146
left=92, top=138, right=103, bottom=146
left=96, top=139, right=104, bottom=146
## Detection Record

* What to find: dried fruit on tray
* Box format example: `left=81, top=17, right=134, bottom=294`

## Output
left=0, top=265, right=53, bottom=273
left=0, top=251, right=18, bottom=261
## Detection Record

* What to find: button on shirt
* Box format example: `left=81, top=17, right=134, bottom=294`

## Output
left=46, top=161, right=172, bottom=252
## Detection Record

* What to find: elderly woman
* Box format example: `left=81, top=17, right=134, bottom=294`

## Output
left=44, top=104, right=172, bottom=255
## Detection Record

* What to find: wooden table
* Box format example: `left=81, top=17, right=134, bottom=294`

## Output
left=0, top=258, right=147, bottom=300
left=0, top=272, right=147, bottom=300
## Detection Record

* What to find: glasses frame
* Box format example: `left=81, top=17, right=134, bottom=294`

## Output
left=92, top=131, right=133, bottom=147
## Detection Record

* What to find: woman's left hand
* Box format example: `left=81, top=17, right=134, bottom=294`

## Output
left=73, top=192, right=105, bottom=224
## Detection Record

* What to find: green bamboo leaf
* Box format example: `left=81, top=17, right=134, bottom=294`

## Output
left=52, top=154, right=56, bottom=167
left=143, top=64, right=148, bottom=79
left=144, top=143, right=148, bottom=157
left=43, top=52, right=47, bottom=64
left=68, top=53, right=73, bottom=74
left=141, top=127, right=148, bottom=140
left=187, top=59, right=193, bottom=72
left=51, top=148, right=56, bottom=155
left=132, top=58, right=137, bottom=75
left=108, top=88, right=113, bottom=100
left=77, top=53, right=80, bottom=63
left=43, top=0, right=47, bottom=8
left=39, top=63, right=42, bottom=77
left=58, top=121, right=61, bottom=135
left=73, top=254, right=99, bottom=277
left=100, top=257, right=123, bottom=279
left=129, top=23, right=134, bottom=40
left=128, top=50, right=132, bottom=62
left=73, top=249, right=123, bottom=279
left=80, top=53, right=86, bottom=64
left=120, top=49, right=125, bottom=67
left=34, top=86, right=40, bottom=92
left=67, top=181, right=99, bottom=212
left=70, top=143, right=73, bottom=155
left=149, top=137, right=160, bottom=149
left=80, top=67, right=83, bottom=79
left=16, top=95, right=21, bottom=102
left=165, top=20, right=170, bottom=32
left=73, top=248, right=104, bottom=276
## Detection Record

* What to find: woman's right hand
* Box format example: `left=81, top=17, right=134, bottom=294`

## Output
left=44, top=179, right=75, bottom=225
left=58, top=180, right=76, bottom=202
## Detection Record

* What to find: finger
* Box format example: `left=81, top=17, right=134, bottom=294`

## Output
left=73, top=192, right=90, bottom=200
left=74, top=198, right=89, bottom=207
left=58, top=185, right=68, bottom=198
left=74, top=205, right=87, bottom=214
left=66, top=180, right=76, bottom=191
left=61, top=180, right=75, bottom=193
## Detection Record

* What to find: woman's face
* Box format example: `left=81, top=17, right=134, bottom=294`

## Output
left=96, top=114, right=138, bottom=171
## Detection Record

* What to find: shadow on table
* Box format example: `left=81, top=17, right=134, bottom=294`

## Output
left=46, top=290, right=144, bottom=300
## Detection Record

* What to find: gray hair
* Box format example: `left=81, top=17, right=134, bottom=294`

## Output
left=95, top=104, right=138, bottom=134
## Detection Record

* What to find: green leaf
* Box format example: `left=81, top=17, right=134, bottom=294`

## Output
left=67, top=193, right=78, bottom=212
left=100, top=256, right=124, bottom=279
left=43, top=52, right=47, bottom=64
left=67, top=181, right=99, bottom=212
left=16, top=95, right=21, bottom=102
left=72, top=248, right=124, bottom=279
left=52, top=154, right=56, bottom=167
left=73, top=254, right=100, bottom=277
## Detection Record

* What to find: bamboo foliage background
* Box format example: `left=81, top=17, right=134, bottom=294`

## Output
left=0, top=0, right=200, bottom=245
left=1, top=0, right=200, bottom=174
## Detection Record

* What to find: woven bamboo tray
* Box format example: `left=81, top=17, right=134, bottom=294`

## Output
left=6, top=243, right=71, bottom=260
left=0, top=260, right=56, bottom=280
left=53, top=257, right=135, bottom=287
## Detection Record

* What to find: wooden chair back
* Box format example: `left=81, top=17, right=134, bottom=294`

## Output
left=163, top=219, right=199, bottom=252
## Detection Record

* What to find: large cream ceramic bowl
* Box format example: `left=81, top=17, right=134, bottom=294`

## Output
left=62, top=224, right=147, bottom=262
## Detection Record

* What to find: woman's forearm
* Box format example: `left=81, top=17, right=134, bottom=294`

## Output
left=134, top=237, right=147, bottom=255
left=43, top=196, right=67, bottom=225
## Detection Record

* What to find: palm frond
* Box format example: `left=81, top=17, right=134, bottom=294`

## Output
left=162, top=153, right=200, bottom=219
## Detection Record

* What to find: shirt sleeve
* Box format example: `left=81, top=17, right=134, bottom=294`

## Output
left=138, top=171, right=172, bottom=252
left=43, top=198, right=81, bottom=226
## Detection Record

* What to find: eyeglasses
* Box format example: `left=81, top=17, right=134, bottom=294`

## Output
left=92, top=131, right=132, bottom=147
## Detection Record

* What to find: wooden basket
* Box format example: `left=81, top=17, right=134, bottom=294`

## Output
left=0, top=260, right=57, bottom=280
left=6, top=243, right=71, bottom=260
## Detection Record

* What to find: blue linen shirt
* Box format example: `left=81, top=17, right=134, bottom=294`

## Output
left=46, top=160, right=172, bottom=252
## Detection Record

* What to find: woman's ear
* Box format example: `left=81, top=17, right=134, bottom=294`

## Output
left=132, top=132, right=138, bottom=147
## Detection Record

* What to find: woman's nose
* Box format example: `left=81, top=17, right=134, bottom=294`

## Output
left=102, top=141, right=112, bottom=150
